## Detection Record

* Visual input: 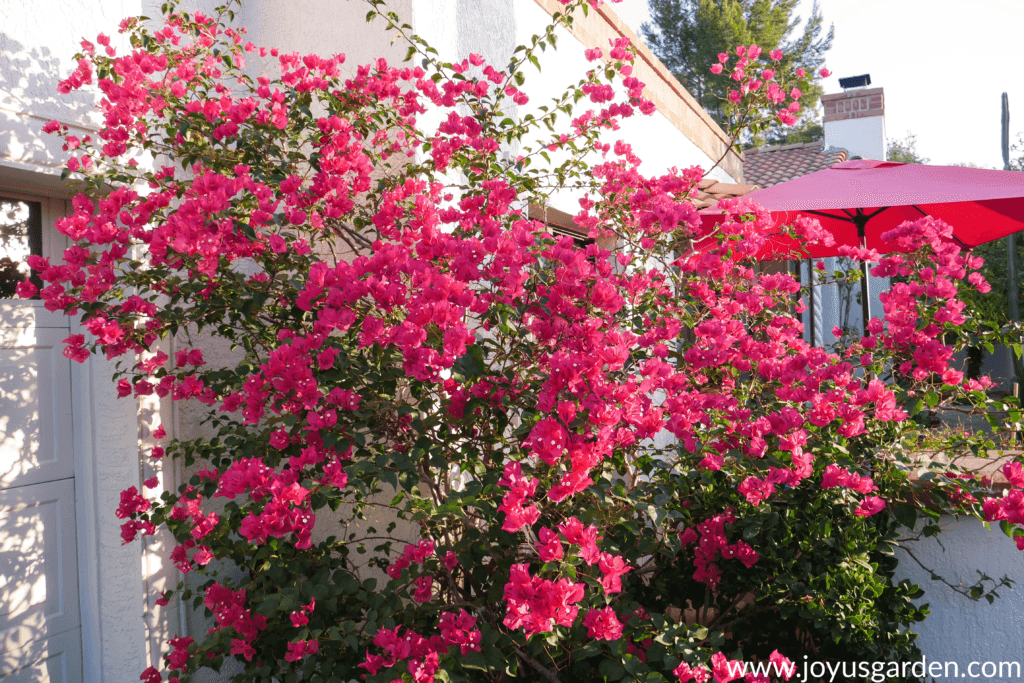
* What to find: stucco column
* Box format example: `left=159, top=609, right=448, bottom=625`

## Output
left=73, top=345, right=148, bottom=683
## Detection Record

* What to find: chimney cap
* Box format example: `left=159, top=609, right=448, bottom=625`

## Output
left=838, top=74, right=872, bottom=90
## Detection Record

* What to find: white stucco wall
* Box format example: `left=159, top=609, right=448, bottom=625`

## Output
left=209, top=0, right=413, bottom=76
left=0, top=0, right=130, bottom=175
left=0, top=1, right=177, bottom=681
left=511, top=0, right=735, bottom=217
left=894, top=518, right=1024, bottom=674
left=824, top=114, right=887, bottom=162
left=414, top=0, right=736, bottom=218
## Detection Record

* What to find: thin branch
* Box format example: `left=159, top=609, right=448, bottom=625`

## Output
left=515, top=648, right=561, bottom=683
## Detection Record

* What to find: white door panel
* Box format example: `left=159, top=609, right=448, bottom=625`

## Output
left=0, top=200, right=83, bottom=683
left=0, top=479, right=81, bottom=658
left=0, top=628, right=82, bottom=683
left=0, top=325, right=74, bottom=491
left=0, top=303, right=70, bottom=331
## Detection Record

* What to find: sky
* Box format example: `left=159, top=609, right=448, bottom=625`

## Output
left=607, top=0, right=1023, bottom=169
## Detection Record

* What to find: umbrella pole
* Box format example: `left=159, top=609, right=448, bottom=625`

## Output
left=855, top=215, right=875, bottom=382
left=860, top=261, right=870, bottom=336
left=1010, top=234, right=1019, bottom=323
left=807, top=259, right=816, bottom=347
left=856, top=216, right=870, bottom=338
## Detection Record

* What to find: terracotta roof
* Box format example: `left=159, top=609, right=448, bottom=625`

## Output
left=742, top=141, right=848, bottom=188
left=528, top=203, right=581, bottom=235
left=692, top=178, right=759, bottom=210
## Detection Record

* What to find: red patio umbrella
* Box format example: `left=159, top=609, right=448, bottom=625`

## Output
left=698, top=158, right=1024, bottom=333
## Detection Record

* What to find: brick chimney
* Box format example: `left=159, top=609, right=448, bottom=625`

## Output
left=821, top=86, right=886, bottom=161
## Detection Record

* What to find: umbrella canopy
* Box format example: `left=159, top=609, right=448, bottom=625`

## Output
left=699, top=158, right=1024, bottom=259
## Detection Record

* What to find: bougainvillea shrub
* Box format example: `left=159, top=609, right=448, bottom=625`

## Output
left=32, top=0, right=1024, bottom=681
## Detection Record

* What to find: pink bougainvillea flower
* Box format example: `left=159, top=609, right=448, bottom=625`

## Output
left=855, top=496, right=886, bottom=517
left=710, top=651, right=743, bottom=682
left=674, top=661, right=695, bottom=682
left=597, top=552, right=632, bottom=594
left=777, top=110, right=797, bottom=126
left=770, top=650, right=797, bottom=680
left=537, top=527, right=563, bottom=562
left=1003, top=462, right=1024, bottom=489
left=583, top=606, right=623, bottom=641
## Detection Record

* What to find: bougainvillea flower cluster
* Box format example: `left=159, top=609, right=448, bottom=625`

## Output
left=36, top=0, right=1024, bottom=681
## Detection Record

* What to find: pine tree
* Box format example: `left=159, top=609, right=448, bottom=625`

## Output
left=885, top=132, right=929, bottom=164
left=642, top=0, right=833, bottom=147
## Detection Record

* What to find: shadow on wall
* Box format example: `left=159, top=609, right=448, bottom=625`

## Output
left=0, top=300, right=80, bottom=682
left=0, top=481, right=80, bottom=682
left=0, top=498, right=50, bottom=662
left=894, top=517, right=1024, bottom=675
left=0, top=31, right=97, bottom=173
left=0, top=346, right=38, bottom=488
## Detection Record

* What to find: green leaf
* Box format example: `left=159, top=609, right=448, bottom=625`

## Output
left=575, top=640, right=602, bottom=660
left=623, top=655, right=650, bottom=676
left=893, top=503, right=918, bottom=529
left=254, top=593, right=282, bottom=615
left=598, top=659, right=625, bottom=681
left=910, top=399, right=925, bottom=416
left=461, top=651, right=490, bottom=671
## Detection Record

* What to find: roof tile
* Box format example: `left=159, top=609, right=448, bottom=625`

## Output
left=743, top=141, right=848, bottom=188
left=691, top=181, right=759, bottom=210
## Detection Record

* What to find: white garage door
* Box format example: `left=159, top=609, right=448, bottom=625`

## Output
left=0, top=197, right=82, bottom=682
